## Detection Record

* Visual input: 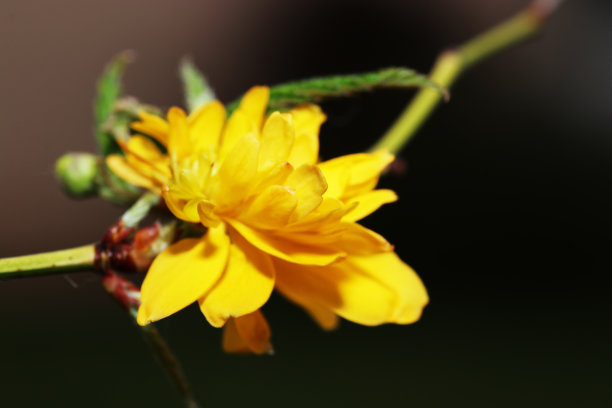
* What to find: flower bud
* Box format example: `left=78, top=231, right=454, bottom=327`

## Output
left=55, top=152, right=99, bottom=198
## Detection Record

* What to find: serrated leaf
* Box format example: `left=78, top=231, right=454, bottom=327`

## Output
left=94, top=51, right=133, bottom=156
left=227, top=67, right=447, bottom=115
left=180, top=59, right=215, bottom=112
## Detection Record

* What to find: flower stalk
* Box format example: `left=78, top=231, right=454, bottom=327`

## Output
left=0, top=244, right=96, bottom=279
left=0, top=193, right=162, bottom=280
left=102, top=271, right=200, bottom=408
left=370, top=0, right=563, bottom=154
left=0, top=191, right=198, bottom=407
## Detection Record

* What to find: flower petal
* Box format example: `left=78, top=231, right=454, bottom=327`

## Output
left=304, top=303, right=339, bottom=331
left=218, top=109, right=252, bottom=161
left=199, top=232, right=275, bottom=328
left=249, top=161, right=294, bottom=196
left=222, top=310, right=272, bottom=355
left=125, top=135, right=165, bottom=162
left=242, top=185, right=298, bottom=229
left=228, top=220, right=344, bottom=266
left=167, top=107, right=191, bottom=161
left=212, top=134, right=260, bottom=209
left=106, top=155, right=159, bottom=192
left=115, top=137, right=171, bottom=185
left=274, top=251, right=427, bottom=326
left=287, top=104, right=326, bottom=166
left=286, top=197, right=353, bottom=232
left=285, top=164, right=328, bottom=221
left=136, top=227, right=230, bottom=325
left=221, top=317, right=250, bottom=354
left=342, top=189, right=398, bottom=222
left=238, top=86, right=269, bottom=130
left=334, top=223, right=393, bottom=255
left=258, top=112, right=295, bottom=171
left=132, top=111, right=170, bottom=146
left=161, top=188, right=202, bottom=223
left=286, top=295, right=339, bottom=331
left=318, top=150, right=394, bottom=200
left=188, top=100, right=226, bottom=155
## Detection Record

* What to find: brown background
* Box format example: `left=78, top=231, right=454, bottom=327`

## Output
left=1, top=1, right=611, bottom=407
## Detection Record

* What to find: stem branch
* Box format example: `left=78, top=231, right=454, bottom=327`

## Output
left=370, top=0, right=561, bottom=154
left=142, top=324, right=200, bottom=408
left=102, top=270, right=200, bottom=408
left=0, top=245, right=95, bottom=279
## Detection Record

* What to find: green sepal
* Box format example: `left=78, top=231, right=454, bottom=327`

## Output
left=94, top=51, right=134, bottom=156
left=180, top=58, right=215, bottom=113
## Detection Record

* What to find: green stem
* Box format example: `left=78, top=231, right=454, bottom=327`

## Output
left=370, top=0, right=561, bottom=154
left=0, top=193, right=160, bottom=280
left=0, top=245, right=95, bottom=279
left=121, top=191, right=160, bottom=228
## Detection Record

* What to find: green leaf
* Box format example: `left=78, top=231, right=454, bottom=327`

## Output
left=180, top=58, right=215, bottom=112
left=94, top=51, right=133, bottom=156
left=227, top=67, right=447, bottom=115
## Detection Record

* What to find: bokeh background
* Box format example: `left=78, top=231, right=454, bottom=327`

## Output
left=1, top=1, right=611, bottom=406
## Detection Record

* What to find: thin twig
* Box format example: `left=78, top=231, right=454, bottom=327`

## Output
left=102, top=271, right=200, bottom=408
left=370, top=0, right=563, bottom=154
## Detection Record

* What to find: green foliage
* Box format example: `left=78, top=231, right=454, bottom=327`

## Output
left=227, top=67, right=447, bottom=114
left=94, top=52, right=133, bottom=156
left=91, top=55, right=160, bottom=204
left=180, top=59, right=215, bottom=112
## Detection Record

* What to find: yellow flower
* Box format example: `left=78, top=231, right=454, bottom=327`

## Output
left=107, top=86, right=428, bottom=354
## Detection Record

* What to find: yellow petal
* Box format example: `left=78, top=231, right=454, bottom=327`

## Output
left=273, top=227, right=346, bottom=248
left=303, top=303, right=339, bottom=331
left=318, top=150, right=394, bottom=200
left=354, top=251, right=429, bottom=324
left=342, top=189, right=398, bottom=222
left=258, top=112, right=295, bottom=171
left=242, top=185, right=297, bottom=229
left=188, top=100, right=226, bottom=155
left=274, top=259, right=394, bottom=326
left=199, top=232, right=275, bottom=327
left=248, top=161, right=294, bottom=196
left=197, top=200, right=222, bottom=228
left=290, top=104, right=326, bottom=136
left=106, top=155, right=159, bottom=192
left=222, top=310, right=272, bottom=355
left=228, top=220, right=344, bottom=266
left=167, top=107, right=190, bottom=161
left=115, top=137, right=171, bottom=184
left=211, top=134, right=260, bottom=209
left=286, top=197, right=353, bottom=232
left=161, top=188, right=202, bottom=223
left=132, top=111, right=170, bottom=146
left=289, top=131, right=319, bottom=168
left=334, top=223, right=393, bottom=255
left=136, top=227, right=230, bottom=325
left=221, top=317, right=251, bottom=354
left=217, top=109, right=252, bottom=161
left=285, top=164, right=328, bottom=221
left=274, top=251, right=427, bottom=326
left=287, top=104, right=326, bottom=166
left=126, top=135, right=165, bottom=162
left=284, top=295, right=339, bottom=331
left=238, top=86, right=269, bottom=130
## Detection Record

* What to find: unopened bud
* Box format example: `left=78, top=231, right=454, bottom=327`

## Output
left=55, top=152, right=99, bottom=198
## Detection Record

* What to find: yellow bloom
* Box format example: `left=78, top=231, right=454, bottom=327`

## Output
left=107, top=86, right=428, bottom=354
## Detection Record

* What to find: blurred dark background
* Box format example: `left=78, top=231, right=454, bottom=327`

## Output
left=1, top=1, right=611, bottom=406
